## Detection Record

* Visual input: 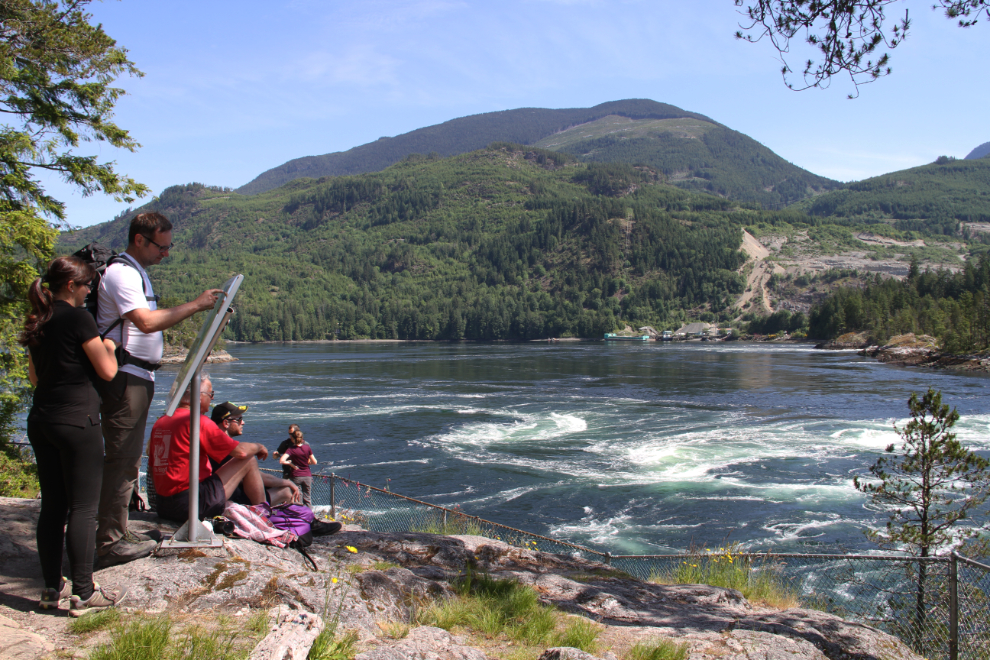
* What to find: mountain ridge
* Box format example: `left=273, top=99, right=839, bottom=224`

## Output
left=788, top=156, right=990, bottom=230
left=235, top=99, right=837, bottom=209
left=966, top=141, right=990, bottom=160
left=237, top=99, right=715, bottom=195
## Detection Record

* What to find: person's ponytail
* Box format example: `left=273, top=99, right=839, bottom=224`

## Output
left=20, top=277, right=55, bottom=347
left=19, top=256, right=95, bottom=347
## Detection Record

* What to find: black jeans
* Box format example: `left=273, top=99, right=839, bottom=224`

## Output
left=28, top=417, right=104, bottom=600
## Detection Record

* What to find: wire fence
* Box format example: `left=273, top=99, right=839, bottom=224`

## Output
left=307, top=471, right=603, bottom=560
left=149, top=470, right=988, bottom=660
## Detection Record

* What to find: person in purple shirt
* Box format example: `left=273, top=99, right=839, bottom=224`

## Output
left=278, top=429, right=317, bottom=506
left=273, top=424, right=300, bottom=480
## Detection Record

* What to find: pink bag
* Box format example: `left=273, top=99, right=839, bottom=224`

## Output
left=223, top=502, right=297, bottom=548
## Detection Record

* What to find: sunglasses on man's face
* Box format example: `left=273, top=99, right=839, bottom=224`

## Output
left=142, top=235, right=174, bottom=254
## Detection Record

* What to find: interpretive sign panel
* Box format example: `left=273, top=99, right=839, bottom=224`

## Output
left=164, top=274, right=243, bottom=416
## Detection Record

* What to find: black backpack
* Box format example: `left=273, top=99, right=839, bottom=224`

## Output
left=71, top=242, right=162, bottom=372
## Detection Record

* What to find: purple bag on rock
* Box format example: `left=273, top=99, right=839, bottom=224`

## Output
left=267, top=503, right=314, bottom=542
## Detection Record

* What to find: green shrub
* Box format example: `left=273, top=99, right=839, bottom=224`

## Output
left=0, top=447, right=39, bottom=498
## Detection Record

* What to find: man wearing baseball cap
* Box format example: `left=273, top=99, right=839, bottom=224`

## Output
left=210, top=402, right=301, bottom=505
left=210, top=401, right=248, bottom=430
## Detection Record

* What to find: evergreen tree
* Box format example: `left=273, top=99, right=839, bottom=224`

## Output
left=0, top=0, right=145, bottom=494
left=854, top=388, right=990, bottom=647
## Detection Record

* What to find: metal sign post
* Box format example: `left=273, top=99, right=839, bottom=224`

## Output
left=162, top=275, right=243, bottom=549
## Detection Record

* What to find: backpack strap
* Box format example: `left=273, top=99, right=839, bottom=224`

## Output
left=106, top=253, right=159, bottom=303
left=297, top=546, right=318, bottom=571
left=100, top=253, right=162, bottom=372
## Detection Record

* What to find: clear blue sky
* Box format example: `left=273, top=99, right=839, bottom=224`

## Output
left=51, top=0, right=990, bottom=227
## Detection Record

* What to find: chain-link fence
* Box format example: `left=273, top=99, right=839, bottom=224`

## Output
left=611, top=552, right=976, bottom=659
left=306, top=471, right=605, bottom=561
left=195, top=470, right=988, bottom=659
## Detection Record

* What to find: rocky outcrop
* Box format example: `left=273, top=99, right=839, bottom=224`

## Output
left=816, top=331, right=871, bottom=350
left=0, top=614, right=53, bottom=660
left=857, top=333, right=990, bottom=372
left=160, top=345, right=237, bottom=364
left=0, top=498, right=922, bottom=660
left=249, top=605, right=325, bottom=660
left=355, top=626, right=490, bottom=660
left=859, top=333, right=939, bottom=365
left=817, top=332, right=990, bottom=372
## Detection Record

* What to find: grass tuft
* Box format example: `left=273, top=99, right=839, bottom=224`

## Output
left=308, top=629, right=357, bottom=660
left=627, top=638, right=690, bottom=660
left=553, top=617, right=602, bottom=653
left=648, top=545, right=799, bottom=609
left=86, top=615, right=252, bottom=660
left=380, top=621, right=410, bottom=639
left=416, top=570, right=601, bottom=650
left=67, top=607, right=120, bottom=635
left=88, top=617, right=171, bottom=660
left=309, top=572, right=357, bottom=660
left=411, top=510, right=485, bottom=536
left=176, top=624, right=240, bottom=659
left=247, top=609, right=270, bottom=636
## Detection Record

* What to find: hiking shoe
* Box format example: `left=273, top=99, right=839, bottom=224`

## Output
left=69, top=585, right=127, bottom=618
left=95, top=539, right=157, bottom=569
left=311, top=520, right=342, bottom=536
left=38, top=577, right=71, bottom=609
left=124, top=528, right=162, bottom=543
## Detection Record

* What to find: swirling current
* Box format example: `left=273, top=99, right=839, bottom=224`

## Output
left=147, top=341, right=990, bottom=554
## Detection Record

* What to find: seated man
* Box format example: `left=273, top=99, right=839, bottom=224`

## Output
left=148, top=374, right=292, bottom=523
left=209, top=401, right=301, bottom=505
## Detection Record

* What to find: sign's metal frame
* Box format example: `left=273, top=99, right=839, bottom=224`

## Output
left=161, top=274, right=243, bottom=548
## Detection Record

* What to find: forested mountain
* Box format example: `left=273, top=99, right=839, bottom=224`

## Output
left=788, top=157, right=990, bottom=233
left=64, top=145, right=765, bottom=342
left=236, top=99, right=836, bottom=208
left=237, top=100, right=711, bottom=195
left=534, top=115, right=838, bottom=209
left=64, top=143, right=989, bottom=345
left=966, top=141, right=990, bottom=160
left=788, top=158, right=990, bottom=349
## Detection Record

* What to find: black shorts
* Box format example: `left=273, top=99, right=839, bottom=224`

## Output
left=156, top=474, right=226, bottom=523
left=229, top=483, right=271, bottom=507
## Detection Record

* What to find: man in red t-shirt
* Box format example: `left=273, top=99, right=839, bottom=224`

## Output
left=148, top=374, right=282, bottom=523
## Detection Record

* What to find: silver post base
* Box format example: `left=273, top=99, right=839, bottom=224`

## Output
left=163, top=519, right=224, bottom=548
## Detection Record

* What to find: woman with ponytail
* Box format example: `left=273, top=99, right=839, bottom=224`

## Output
left=19, top=256, right=127, bottom=617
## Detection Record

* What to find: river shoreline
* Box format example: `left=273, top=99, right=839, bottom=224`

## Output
left=215, top=335, right=990, bottom=375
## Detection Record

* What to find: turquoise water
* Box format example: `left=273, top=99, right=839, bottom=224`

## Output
left=148, top=341, right=990, bottom=554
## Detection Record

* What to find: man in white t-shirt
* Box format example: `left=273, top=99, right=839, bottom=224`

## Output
left=95, top=212, right=223, bottom=568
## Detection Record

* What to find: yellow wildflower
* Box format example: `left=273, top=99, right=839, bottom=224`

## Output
left=346, top=546, right=358, bottom=553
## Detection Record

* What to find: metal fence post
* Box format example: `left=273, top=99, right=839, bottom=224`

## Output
left=330, top=474, right=336, bottom=520
left=605, top=551, right=612, bottom=566
left=949, top=551, right=958, bottom=660
left=443, top=509, right=447, bottom=530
